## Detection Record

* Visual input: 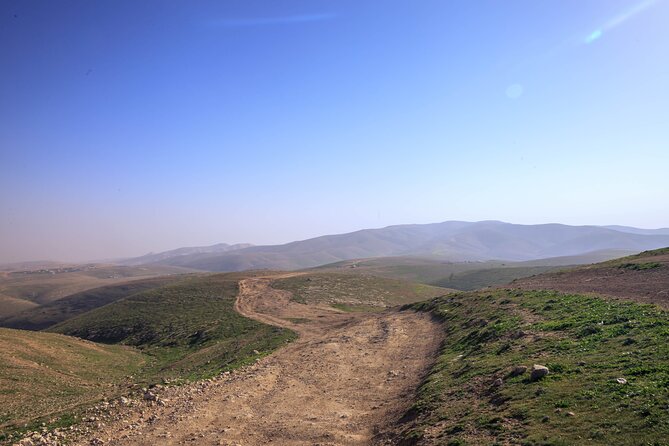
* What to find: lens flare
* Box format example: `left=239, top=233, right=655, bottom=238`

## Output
left=584, top=0, right=658, bottom=44
left=585, top=29, right=603, bottom=44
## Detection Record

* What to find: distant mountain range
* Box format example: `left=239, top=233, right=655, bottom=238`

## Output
left=603, top=225, right=669, bottom=236
left=120, top=243, right=254, bottom=266
left=120, top=221, right=669, bottom=272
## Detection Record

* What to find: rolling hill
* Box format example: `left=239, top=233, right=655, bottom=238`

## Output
left=120, top=243, right=253, bottom=266
left=0, top=328, right=145, bottom=434
left=1, top=273, right=300, bottom=439
left=511, top=247, right=669, bottom=307
left=272, top=272, right=450, bottom=311
left=129, top=221, right=669, bottom=272
left=314, top=249, right=634, bottom=291
left=49, top=273, right=296, bottom=380
left=0, top=264, right=195, bottom=314
left=0, top=275, right=193, bottom=331
left=391, top=248, right=669, bottom=445
left=0, top=294, right=38, bottom=318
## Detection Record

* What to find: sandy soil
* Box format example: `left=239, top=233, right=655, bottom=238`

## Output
left=70, top=273, right=442, bottom=446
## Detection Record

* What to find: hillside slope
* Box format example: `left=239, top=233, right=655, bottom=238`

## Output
left=272, top=272, right=450, bottom=311
left=120, top=243, right=253, bottom=266
left=511, top=247, right=669, bottom=307
left=1, top=273, right=303, bottom=440
left=387, top=248, right=669, bottom=444
left=395, top=288, right=669, bottom=445
left=0, top=264, right=194, bottom=313
left=0, top=328, right=145, bottom=433
left=0, top=275, right=192, bottom=331
left=315, top=250, right=633, bottom=291
left=140, top=221, right=669, bottom=272
left=32, top=274, right=443, bottom=446
left=0, top=294, right=38, bottom=318
left=49, top=274, right=296, bottom=379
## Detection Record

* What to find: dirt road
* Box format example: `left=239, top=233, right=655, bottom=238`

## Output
left=72, top=274, right=442, bottom=446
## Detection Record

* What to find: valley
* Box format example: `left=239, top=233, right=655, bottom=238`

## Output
left=63, top=274, right=441, bottom=446
left=3, top=244, right=669, bottom=445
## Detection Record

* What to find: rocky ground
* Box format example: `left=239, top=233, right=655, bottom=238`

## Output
left=14, top=274, right=442, bottom=446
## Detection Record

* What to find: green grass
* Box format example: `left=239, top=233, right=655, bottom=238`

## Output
left=401, top=289, right=669, bottom=445
left=50, top=274, right=296, bottom=381
left=617, top=262, right=662, bottom=271
left=273, top=272, right=447, bottom=310
left=0, top=328, right=145, bottom=439
left=2, top=273, right=297, bottom=440
left=0, top=275, right=189, bottom=331
left=622, top=247, right=669, bottom=260
left=596, top=247, right=669, bottom=269
left=433, top=266, right=562, bottom=291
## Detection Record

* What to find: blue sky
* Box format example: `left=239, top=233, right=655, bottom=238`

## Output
left=1, top=0, right=668, bottom=262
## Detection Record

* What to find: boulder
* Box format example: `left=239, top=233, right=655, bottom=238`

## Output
left=530, top=364, right=549, bottom=381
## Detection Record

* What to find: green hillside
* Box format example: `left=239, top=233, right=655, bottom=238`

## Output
left=397, top=289, right=669, bottom=445
left=0, top=264, right=194, bottom=310
left=0, top=328, right=145, bottom=436
left=512, top=247, right=669, bottom=308
left=273, top=272, right=450, bottom=311
left=0, top=294, right=37, bottom=318
left=50, top=274, right=296, bottom=380
left=433, top=265, right=562, bottom=290
left=0, top=275, right=191, bottom=331
left=315, top=253, right=627, bottom=292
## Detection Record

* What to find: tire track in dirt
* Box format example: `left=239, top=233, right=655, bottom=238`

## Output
left=70, top=274, right=442, bottom=446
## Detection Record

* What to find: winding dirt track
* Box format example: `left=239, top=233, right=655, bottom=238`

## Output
left=74, top=274, right=442, bottom=446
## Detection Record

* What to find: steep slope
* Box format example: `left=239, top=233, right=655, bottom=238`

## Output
left=511, top=247, right=669, bottom=307
left=141, top=221, right=669, bottom=272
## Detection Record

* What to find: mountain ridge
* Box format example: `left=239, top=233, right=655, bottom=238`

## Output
left=124, top=221, right=669, bottom=272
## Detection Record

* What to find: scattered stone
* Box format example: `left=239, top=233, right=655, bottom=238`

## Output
left=509, top=365, right=527, bottom=377
left=616, top=377, right=628, bottom=384
left=144, top=391, right=157, bottom=401
left=566, top=411, right=576, bottom=417
left=491, top=378, right=504, bottom=387
left=541, top=415, right=550, bottom=423
left=530, top=364, right=550, bottom=381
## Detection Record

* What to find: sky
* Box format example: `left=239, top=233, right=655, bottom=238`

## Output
left=1, top=0, right=668, bottom=263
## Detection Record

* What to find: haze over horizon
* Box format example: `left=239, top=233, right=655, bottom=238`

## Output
left=2, top=0, right=668, bottom=263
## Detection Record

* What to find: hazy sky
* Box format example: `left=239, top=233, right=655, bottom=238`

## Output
left=1, top=0, right=668, bottom=263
